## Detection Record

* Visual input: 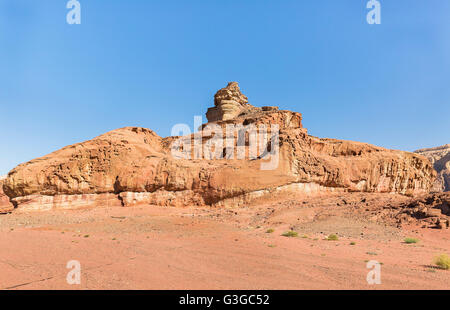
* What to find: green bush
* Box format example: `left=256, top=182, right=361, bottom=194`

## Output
left=404, top=238, right=419, bottom=244
left=326, top=234, right=339, bottom=241
left=434, top=254, right=450, bottom=270
left=282, top=231, right=298, bottom=238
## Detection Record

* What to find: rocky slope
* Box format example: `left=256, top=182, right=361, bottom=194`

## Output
left=2, top=82, right=436, bottom=212
left=415, top=144, right=450, bottom=192
left=397, top=192, right=450, bottom=229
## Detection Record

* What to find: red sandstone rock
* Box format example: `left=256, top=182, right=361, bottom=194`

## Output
left=397, top=192, right=450, bottom=229
left=206, top=82, right=259, bottom=122
left=2, top=82, right=436, bottom=211
left=0, top=178, right=14, bottom=213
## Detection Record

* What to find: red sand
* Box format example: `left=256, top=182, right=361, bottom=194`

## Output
left=0, top=195, right=448, bottom=290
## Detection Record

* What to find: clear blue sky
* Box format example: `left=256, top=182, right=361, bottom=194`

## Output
left=0, top=0, right=449, bottom=175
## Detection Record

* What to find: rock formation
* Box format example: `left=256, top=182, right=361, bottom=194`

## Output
left=415, top=144, right=450, bottom=192
left=2, top=82, right=436, bottom=212
left=0, top=177, right=14, bottom=213
left=206, top=82, right=259, bottom=122
left=397, top=192, right=450, bottom=229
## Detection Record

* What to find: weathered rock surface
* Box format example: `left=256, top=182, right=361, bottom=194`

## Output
left=3, top=82, right=436, bottom=211
left=11, top=193, right=122, bottom=212
left=415, top=144, right=450, bottom=192
left=0, top=177, right=14, bottom=213
left=396, top=192, right=450, bottom=229
left=206, top=82, right=260, bottom=122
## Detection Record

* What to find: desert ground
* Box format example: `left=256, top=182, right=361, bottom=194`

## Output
left=1, top=83, right=448, bottom=290
left=0, top=192, right=448, bottom=290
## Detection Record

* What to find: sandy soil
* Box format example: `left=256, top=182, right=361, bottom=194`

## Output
left=0, top=193, right=448, bottom=290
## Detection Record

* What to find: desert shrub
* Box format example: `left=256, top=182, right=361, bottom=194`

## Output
left=282, top=231, right=298, bottom=237
left=404, top=238, right=419, bottom=244
left=266, top=228, right=275, bottom=234
left=434, top=254, right=450, bottom=270
left=327, top=234, right=339, bottom=241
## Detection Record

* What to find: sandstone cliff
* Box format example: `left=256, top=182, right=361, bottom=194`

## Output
left=415, top=144, right=450, bottom=192
left=2, top=82, right=436, bottom=211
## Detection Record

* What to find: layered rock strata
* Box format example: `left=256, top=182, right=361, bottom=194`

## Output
left=397, top=192, right=450, bottom=229
left=415, top=144, right=450, bottom=192
left=2, top=83, right=436, bottom=211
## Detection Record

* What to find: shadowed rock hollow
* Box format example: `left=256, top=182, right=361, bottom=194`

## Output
left=2, top=82, right=436, bottom=211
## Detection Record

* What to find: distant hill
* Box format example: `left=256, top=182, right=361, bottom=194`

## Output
left=415, top=144, right=450, bottom=192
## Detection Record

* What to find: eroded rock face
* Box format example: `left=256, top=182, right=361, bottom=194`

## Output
left=4, top=127, right=164, bottom=198
left=415, top=144, right=450, bottom=192
left=3, top=82, right=437, bottom=211
left=397, top=192, right=450, bottom=229
left=11, top=193, right=121, bottom=212
left=0, top=177, right=14, bottom=213
left=206, top=82, right=260, bottom=122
